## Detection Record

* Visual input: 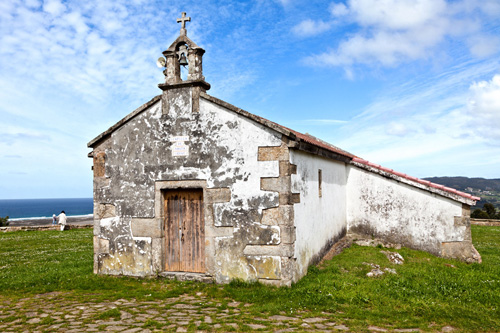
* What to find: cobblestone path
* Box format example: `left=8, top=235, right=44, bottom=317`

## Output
left=0, top=292, right=355, bottom=332
left=0, top=292, right=449, bottom=332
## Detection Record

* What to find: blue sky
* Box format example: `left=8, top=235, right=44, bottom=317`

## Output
left=1, top=0, right=499, bottom=199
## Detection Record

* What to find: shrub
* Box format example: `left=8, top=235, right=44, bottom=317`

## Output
left=0, top=216, right=9, bottom=227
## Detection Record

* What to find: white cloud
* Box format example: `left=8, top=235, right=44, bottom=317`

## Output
left=25, top=0, right=41, bottom=9
left=385, top=122, right=413, bottom=137
left=474, top=0, right=500, bottom=16
left=468, top=74, right=500, bottom=142
left=314, top=29, right=440, bottom=66
left=308, top=0, right=499, bottom=68
left=43, top=0, right=66, bottom=16
left=0, top=0, right=167, bottom=105
left=467, top=35, right=500, bottom=58
left=329, top=2, right=348, bottom=16
left=292, top=19, right=331, bottom=37
left=345, top=0, right=447, bottom=30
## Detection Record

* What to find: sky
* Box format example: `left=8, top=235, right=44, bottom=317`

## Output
left=1, top=0, right=500, bottom=199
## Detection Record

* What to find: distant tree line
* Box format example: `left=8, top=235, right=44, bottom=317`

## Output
left=471, top=204, right=500, bottom=220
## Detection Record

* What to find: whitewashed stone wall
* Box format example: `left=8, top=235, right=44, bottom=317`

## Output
left=346, top=165, right=466, bottom=256
left=290, top=151, right=347, bottom=279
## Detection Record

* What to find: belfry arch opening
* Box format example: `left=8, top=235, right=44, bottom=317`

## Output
left=177, top=42, right=189, bottom=81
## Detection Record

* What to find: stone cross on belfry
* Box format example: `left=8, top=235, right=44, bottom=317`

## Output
left=177, top=12, right=191, bottom=36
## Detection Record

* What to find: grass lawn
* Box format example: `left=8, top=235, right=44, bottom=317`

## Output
left=0, top=226, right=499, bottom=331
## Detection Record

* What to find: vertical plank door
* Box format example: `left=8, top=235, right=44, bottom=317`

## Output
left=164, top=189, right=205, bottom=273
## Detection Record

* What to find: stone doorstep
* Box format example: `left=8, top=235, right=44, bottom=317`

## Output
left=158, top=272, right=214, bottom=283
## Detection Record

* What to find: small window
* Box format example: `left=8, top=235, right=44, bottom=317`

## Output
left=318, top=169, right=322, bottom=198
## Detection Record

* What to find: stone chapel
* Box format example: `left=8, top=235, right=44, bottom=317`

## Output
left=88, top=13, right=481, bottom=286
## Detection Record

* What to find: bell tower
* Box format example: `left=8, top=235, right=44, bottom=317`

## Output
left=158, top=13, right=210, bottom=114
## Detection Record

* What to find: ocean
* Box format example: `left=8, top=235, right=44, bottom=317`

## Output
left=0, top=198, right=93, bottom=220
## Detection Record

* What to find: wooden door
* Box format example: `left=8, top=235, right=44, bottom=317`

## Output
left=164, top=189, right=205, bottom=273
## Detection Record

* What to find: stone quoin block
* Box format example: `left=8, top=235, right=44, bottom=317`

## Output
left=280, top=226, right=296, bottom=244
left=243, top=224, right=280, bottom=245
left=279, top=161, right=297, bottom=176
left=131, top=218, right=162, bottom=238
left=258, top=144, right=289, bottom=161
left=93, top=236, right=98, bottom=253
left=261, top=205, right=294, bottom=226
left=205, top=187, right=231, bottom=203
left=441, top=240, right=481, bottom=263
left=261, top=177, right=291, bottom=193
left=246, top=256, right=281, bottom=280
left=261, top=207, right=280, bottom=226
left=161, top=91, right=169, bottom=115
left=454, top=216, right=470, bottom=227
left=94, top=236, right=110, bottom=254
left=95, top=177, right=111, bottom=189
left=93, top=254, right=99, bottom=274
left=279, top=193, right=300, bottom=205
left=93, top=151, right=106, bottom=177
left=97, top=203, right=116, bottom=219
left=191, top=86, right=201, bottom=113
left=280, top=256, right=296, bottom=282
left=462, top=203, right=471, bottom=217
left=151, top=238, right=163, bottom=273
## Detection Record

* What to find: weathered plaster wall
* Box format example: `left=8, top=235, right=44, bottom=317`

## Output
left=93, top=89, right=294, bottom=282
left=290, top=151, right=347, bottom=279
left=346, top=166, right=466, bottom=256
left=199, top=97, right=285, bottom=283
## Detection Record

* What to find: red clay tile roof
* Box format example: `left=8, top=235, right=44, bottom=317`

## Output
left=289, top=130, right=356, bottom=159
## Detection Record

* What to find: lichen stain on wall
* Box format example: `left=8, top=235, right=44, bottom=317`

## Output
left=97, top=216, right=153, bottom=276
left=215, top=234, right=281, bottom=282
left=347, top=167, right=464, bottom=256
left=214, top=221, right=281, bottom=282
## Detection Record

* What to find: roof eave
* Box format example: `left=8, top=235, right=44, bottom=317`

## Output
left=87, top=95, right=162, bottom=148
left=351, top=159, right=480, bottom=206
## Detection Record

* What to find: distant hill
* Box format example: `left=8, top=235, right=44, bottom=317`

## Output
left=423, top=177, right=500, bottom=209
left=423, top=177, right=500, bottom=191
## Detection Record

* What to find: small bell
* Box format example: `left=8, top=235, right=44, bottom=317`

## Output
left=179, top=53, right=188, bottom=67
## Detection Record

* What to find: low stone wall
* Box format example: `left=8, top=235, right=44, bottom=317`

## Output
left=471, top=218, right=500, bottom=226
left=0, top=224, right=93, bottom=233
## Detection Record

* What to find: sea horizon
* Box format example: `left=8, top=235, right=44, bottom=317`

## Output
left=0, top=198, right=93, bottom=220
left=8, top=213, right=93, bottom=222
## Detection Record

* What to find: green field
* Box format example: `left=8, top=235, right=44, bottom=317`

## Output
left=0, top=226, right=499, bottom=331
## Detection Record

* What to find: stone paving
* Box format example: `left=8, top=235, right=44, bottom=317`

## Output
left=0, top=292, right=454, bottom=332
left=0, top=292, right=346, bottom=332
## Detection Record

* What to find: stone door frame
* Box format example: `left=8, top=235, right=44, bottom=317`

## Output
left=155, top=180, right=208, bottom=274
left=154, top=179, right=234, bottom=280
